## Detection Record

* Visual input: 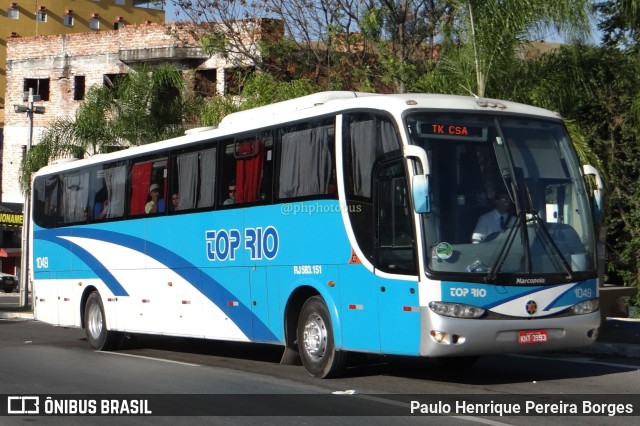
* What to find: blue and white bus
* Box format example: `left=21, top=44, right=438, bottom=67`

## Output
left=31, top=91, right=604, bottom=378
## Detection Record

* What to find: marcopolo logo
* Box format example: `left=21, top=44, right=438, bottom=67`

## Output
left=515, top=277, right=547, bottom=285
left=205, top=226, right=279, bottom=261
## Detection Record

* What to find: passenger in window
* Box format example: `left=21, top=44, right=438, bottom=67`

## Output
left=471, top=192, right=515, bottom=243
left=94, top=187, right=110, bottom=220
left=327, top=169, right=338, bottom=195
left=145, top=183, right=166, bottom=214
left=170, top=193, right=180, bottom=212
left=223, top=181, right=236, bottom=205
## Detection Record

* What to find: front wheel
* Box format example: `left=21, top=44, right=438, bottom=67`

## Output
left=297, top=296, right=346, bottom=378
left=84, top=291, right=122, bottom=351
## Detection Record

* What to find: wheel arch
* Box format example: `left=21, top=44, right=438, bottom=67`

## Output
left=283, top=284, right=342, bottom=350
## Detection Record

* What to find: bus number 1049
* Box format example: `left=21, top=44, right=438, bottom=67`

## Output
left=36, top=257, right=49, bottom=269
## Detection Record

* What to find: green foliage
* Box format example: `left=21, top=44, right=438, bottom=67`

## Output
left=427, top=0, right=593, bottom=97
left=200, top=73, right=320, bottom=126
left=505, top=44, right=640, bottom=301
left=201, top=32, right=229, bottom=58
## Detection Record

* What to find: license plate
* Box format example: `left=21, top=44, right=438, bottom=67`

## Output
left=518, top=329, right=548, bottom=344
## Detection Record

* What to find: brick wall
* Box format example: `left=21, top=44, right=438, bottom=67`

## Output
left=2, top=22, right=249, bottom=203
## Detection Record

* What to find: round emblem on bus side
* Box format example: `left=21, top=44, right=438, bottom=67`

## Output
left=525, top=300, right=537, bottom=315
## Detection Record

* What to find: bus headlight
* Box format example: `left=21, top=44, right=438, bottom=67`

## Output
left=428, top=301, right=485, bottom=319
left=570, top=298, right=599, bottom=315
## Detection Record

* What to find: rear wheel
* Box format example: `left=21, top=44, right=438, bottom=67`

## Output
left=297, top=296, right=346, bottom=378
left=84, top=291, right=122, bottom=350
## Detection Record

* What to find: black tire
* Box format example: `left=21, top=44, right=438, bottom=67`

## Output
left=297, top=296, right=346, bottom=378
left=84, top=291, right=122, bottom=351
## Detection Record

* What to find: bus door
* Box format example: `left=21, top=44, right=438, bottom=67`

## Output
left=374, top=158, right=421, bottom=355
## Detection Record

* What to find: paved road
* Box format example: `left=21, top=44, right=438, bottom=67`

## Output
left=1, top=319, right=639, bottom=425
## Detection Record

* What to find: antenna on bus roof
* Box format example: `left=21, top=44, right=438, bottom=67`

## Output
left=459, top=84, right=479, bottom=99
left=218, top=91, right=376, bottom=129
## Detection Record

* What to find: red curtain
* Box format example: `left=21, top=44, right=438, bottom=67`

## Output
left=235, top=141, right=264, bottom=203
left=130, top=162, right=152, bottom=215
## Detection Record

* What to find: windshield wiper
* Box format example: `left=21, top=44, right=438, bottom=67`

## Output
left=485, top=214, right=519, bottom=282
left=527, top=210, right=574, bottom=280
left=485, top=209, right=574, bottom=282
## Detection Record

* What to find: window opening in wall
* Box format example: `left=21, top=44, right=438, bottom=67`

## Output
left=90, top=16, right=100, bottom=30
left=7, top=7, right=19, bottom=20
left=114, top=17, right=125, bottom=30
left=24, top=78, right=50, bottom=101
left=74, top=76, right=86, bottom=101
left=194, top=70, right=217, bottom=97
left=133, top=1, right=164, bottom=10
left=36, top=10, right=47, bottom=22
left=64, top=14, right=74, bottom=26
left=103, top=74, right=125, bottom=96
left=224, top=67, right=254, bottom=96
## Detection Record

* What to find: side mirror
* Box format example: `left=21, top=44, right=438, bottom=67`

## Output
left=404, top=145, right=431, bottom=213
left=412, top=174, right=430, bottom=213
left=583, top=164, right=604, bottom=224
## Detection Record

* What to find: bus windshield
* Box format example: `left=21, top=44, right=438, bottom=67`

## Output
left=407, top=112, right=596, bottom=282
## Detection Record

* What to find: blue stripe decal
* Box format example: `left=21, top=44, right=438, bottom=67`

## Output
left=543, top=280, right=596, bottom=311
left=35, top=230, right=131, bottom=297
left=34, top=228, right=277, bottom=341
left=480, top=283, right=568, bottom=310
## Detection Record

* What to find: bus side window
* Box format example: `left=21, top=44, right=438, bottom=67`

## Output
left=277, top=121, right=333, bottom=199
left=129, top=159, right=167, bottom=216
left=221, top=133, right=272, bottom=206
left=174, top=147, right=216, bottom=210
left=343, top=113, right=402, bottom=264
left=33, top=175, right=61, bottom=228
left=220, top=141, right=237, bottom=206
left=375, top=160, right=416, bottom=274
left=101, top=164, right=126, bottom=219
left=235, top=137, right=264, bottom=203
left=62, top=170, right=90, bottom=223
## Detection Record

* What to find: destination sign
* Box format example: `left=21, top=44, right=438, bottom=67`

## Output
left=424, top=124, right=485, bottom=138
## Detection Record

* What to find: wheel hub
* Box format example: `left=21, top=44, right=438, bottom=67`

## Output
left=303, top=313, right=327, bottom=359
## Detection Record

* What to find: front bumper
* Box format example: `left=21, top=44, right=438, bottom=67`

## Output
left=420, top=307, right=601, bottom=357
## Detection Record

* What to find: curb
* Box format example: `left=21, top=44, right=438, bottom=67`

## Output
left=0, top=310, right=34, bottom=320
left=580, top=341, right=640, bottom=360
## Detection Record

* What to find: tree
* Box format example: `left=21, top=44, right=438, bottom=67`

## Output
left=595, top=0, right=640, bottom=47
left=334, top=0, right=450, bottom=93
left=169, top=0, right=449, bottom=92
left=414, top=0, right=593, bottom=97
left=199, top=73, right=320, bottom=126
left=504, top=43, right=640, bottom=305
left=20, top=63, right=193, bottom=193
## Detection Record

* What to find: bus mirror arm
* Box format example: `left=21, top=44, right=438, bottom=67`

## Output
left=583, top=164, right=604, bottom=224
left=403, top=145, right=430, bottom=175
left=404, top=146, right=431, bottom=213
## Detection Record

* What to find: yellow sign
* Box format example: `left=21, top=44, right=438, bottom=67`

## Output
left=0, top=213, right=23, bottom=227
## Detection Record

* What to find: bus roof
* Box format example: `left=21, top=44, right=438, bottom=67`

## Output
left=32, top=92, right=562, bottom=177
